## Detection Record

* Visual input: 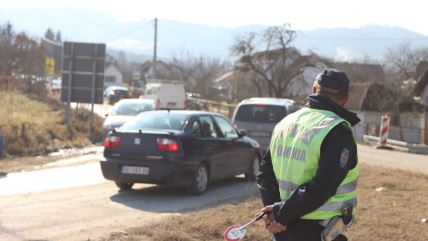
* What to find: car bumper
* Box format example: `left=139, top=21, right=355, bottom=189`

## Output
left=100, top=158, right=199, bottom=186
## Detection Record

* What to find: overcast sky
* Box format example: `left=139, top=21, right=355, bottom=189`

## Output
left=2, top=0, right=427, bottom=35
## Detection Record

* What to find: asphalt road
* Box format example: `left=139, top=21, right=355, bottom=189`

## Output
left=0, top=144, right=427, bottom=241
left=0, top=149, right=258, bottom=241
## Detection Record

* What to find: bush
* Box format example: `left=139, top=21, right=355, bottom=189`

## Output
left=0, top=90, right=104, bottom=156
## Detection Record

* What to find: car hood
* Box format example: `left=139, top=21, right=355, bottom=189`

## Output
left=103, top=115, right=135, bottom=128
left=242, top=136, right=261, bottom=149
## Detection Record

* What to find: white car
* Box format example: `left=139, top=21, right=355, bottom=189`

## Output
left=103, top=99, right=156, bottom=136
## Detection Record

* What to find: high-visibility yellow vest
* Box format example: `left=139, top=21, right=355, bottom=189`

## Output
left=270, top=107, right=359, bottom=220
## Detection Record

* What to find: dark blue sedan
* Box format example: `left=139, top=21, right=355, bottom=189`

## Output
left=100, top=110, right=261, bottom=194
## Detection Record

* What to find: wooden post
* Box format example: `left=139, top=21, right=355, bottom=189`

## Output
left=422, top=111, right=428, bottom=145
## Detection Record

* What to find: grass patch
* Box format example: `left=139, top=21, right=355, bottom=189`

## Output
left=100, top=164, right=428, bottom=241
left=0, top=90, right=103, bottom=156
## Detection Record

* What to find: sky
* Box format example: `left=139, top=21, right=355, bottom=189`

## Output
left=1, top=0, right=428, bottom=35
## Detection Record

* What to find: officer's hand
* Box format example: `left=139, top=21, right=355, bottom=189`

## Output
left=260, top=205, right=287, bottom=234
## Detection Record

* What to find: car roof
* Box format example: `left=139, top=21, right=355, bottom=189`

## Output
left=106, top=86, right=128, bottom=91
left=141, top=110, right=225, bottom=117
left=239, top=97, right=295, bottom=106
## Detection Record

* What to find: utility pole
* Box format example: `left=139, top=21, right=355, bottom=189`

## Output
left=152, top=18, right=158, bottom=80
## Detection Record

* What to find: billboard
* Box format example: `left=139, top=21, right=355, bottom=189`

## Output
left=61, top=42, right=106, bottom=104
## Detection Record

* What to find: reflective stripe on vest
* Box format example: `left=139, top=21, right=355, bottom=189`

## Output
left=278, top=179, right=358, bottom=195
left=270, top=107, right=359, bottom=220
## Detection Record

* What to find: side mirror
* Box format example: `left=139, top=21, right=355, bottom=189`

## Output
left=238, top=129, right=247, bottom=138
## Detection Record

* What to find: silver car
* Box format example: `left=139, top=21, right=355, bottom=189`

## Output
left=231, top=98, right=299, bottom=151
left=103, top=99, right=156, bottom=136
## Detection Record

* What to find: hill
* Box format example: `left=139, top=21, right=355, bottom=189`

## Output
left=1, top=8, right=428, bottom=61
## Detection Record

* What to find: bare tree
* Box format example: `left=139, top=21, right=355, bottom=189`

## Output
left=168, top=51, right=229, bottom=98
left=44, top=28, right=55, bottom=41
left=0, top=22, right=15, bottom=77
left=0, top=23, right=44, bottom=93
left=231, top=24, right=315, bottom=98
left=384, top=42, right=428, bottom=80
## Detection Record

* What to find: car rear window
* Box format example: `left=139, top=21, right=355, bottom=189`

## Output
left=234, top=105, right=287, bottom=123
left=120, top=112, right=188, bottom=130
left=111, top=102, right=155, bottom=116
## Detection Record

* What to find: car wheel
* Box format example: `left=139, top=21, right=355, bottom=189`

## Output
left=245, top=155, right=259, bottom=181
left=115, top=182, right=134, bottom=191
left=187, top=164, right=208, bottom=195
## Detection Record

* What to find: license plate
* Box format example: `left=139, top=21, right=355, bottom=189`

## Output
left=121, top=166, right=150, bottom=175
left=250, top=131, right=271, bottom=137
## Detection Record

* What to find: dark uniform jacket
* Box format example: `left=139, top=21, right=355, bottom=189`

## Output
left=256, top=94, right=360, bottom=241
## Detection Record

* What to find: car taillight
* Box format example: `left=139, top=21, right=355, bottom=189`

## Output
left=156, top=138, right=180, bottom=152
left=104, top=135, right=121, bottom=149
left=156, top=99, right=160, bottom=108
left=184, top=100, right=188, bottom=109
left=233, top=124, right=238, bottom=129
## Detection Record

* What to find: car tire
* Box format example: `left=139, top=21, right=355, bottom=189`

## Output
left=115, top=182, right=134, bottom=191
left=245, top=155, right=259, bottom=181
left=187, top=164, right=208, bottom=195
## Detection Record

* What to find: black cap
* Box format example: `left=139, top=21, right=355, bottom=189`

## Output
left=315, top=69, right=350, bottom=93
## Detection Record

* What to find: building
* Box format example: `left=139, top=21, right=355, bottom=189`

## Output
left=348, top=82, right=425, bottom=144
left=104, top=64, right=124, bottom=87
left=414, top=61, right=428, bottom=144
left=331, top=62, right=385, bottom=84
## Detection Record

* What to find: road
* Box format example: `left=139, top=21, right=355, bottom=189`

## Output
left=0, top=144, right=427, bottom=241
left=358, top=144, right=428, bottom=175
left=0, top=149, right=258, bottom=241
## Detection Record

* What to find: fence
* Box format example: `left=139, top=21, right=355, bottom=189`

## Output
left=191, top=98, right=237, bottom=119
left=363, top=135, right=428, bottom=154
left=353, top=122, right=425, bottom=145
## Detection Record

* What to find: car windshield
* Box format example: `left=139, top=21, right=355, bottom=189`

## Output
left=235, top=104, right=287, bottom=123
left=120, top=112, right=189, bottom=130
left=111, top=102, right=155, bottom=116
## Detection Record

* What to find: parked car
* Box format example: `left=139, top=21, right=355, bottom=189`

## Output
left=103, top=99, right=156, bottom=137
left=140, top=82, right=186, bottom=109
left=231, top=98, right=299, bottom=151
left=100, top=110, right=261, bottom=195
left=104, top=86, right=131, bottom=105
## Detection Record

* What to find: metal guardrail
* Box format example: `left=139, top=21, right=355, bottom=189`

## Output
left=363, top=135, right=428, bottom=154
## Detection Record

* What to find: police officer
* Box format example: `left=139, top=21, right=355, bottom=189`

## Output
left=256, top=69, right=360, bottom=241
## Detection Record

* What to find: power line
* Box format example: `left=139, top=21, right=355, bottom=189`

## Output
left=65, top=8, right=111, bottom=29
left=298, top=35, right=428, bottom=41
left=105, top=20, right=152, bottom=43
left=65, top=8, right=152, bottom=43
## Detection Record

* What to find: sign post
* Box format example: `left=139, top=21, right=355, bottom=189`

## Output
left=61, top=41, right=106, bottom=139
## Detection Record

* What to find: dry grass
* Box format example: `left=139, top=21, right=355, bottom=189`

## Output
left=0, top=90, right=103, bottom=157
left=101, top=164, right=428, bottom=241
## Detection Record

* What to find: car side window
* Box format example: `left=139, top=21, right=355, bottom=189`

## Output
left=191, top=120, right=202, bottom=137
left=213, top=116, right=239, bottom=138
left=198, top=116, right=218, bottom=138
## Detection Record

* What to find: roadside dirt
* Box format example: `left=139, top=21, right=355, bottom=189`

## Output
left=0, top=145, right=102, bottom=173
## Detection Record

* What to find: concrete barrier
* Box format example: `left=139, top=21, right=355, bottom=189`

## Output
left=363, top=135, right=428, bottom=154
